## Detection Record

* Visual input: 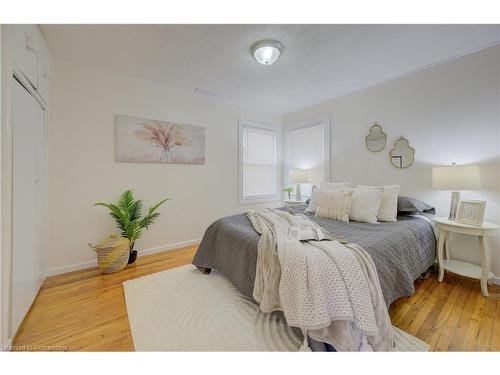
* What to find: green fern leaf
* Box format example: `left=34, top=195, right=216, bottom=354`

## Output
left=148, top=198, right=169, bottom=215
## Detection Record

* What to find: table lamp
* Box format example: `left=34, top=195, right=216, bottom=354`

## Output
left=432, top=164, right=481, bottom=220
left=289, top=169, right=309, bottom=201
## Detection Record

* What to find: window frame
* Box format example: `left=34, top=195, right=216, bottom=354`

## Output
left=238, top=119, right=282, bottom=205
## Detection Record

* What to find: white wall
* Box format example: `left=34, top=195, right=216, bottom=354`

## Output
left=47, top=59, right=281, bottom=275
left=284, top=45, right=500, bottom=276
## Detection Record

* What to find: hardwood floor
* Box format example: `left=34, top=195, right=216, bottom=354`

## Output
left=12, top=245, right=197, bottom=351
left=12, top=246, right=500, bottom=351
left=390, top=272, right=500, bottom=351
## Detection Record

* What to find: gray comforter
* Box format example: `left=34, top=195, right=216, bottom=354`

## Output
left=192, top=205, right=436, bottom=306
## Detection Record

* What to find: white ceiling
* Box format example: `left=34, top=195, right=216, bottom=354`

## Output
left=41, top=24, right=500, bottom=114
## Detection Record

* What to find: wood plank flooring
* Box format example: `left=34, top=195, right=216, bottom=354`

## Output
left=12, top=245, right=197, bottom=351
left=389, top=272, right=500, bottom=351
left=12, top=246, right=500, bottom=351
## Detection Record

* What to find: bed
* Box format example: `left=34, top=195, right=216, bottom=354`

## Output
left=192, top=204, right=436, bottom=307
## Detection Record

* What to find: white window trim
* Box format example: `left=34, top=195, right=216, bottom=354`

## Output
left=283, top=117, right=330, bottom=187
left=238, top=119, right=282, bottom=205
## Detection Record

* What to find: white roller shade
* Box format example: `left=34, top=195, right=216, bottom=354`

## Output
left=288, top=125, right=325, bottom=185
left=241, top=125, right=278, bottom=199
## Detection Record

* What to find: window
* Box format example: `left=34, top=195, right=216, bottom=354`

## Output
left=284, top=118, right=329, bottom=197
left=239, top=120, right=281, bottom=204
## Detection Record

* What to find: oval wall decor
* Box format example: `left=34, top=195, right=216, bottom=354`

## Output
left=389, top=137, right=415, bottom=169
left=365, top=122, right=387, bottom=152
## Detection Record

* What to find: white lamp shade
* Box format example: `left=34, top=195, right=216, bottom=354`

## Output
left=289, top=169, right=309, bottom=183
left=432, top=165, right=481, bottom=190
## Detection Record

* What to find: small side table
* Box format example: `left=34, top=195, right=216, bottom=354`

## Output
left=433, top=217, right=499, bottom=297
left=283, top=199, right=306, bottom=207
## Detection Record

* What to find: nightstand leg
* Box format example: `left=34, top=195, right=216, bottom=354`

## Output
left=437, top=230, right=446, bottom=282
left=479, top=236, right=490, bottom=297
left=444, top=236, right=450, bottom=260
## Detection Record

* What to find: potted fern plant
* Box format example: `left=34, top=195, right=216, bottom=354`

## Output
left=94, top=190, right=169, bottom=264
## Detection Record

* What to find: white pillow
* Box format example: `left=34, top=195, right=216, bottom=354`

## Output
left=320, top=182, right=351, bottom=191
left=305, top=183, right=350, bottom=213
left=305, top=185, right=321, bottom=213
left=315, top=189, right=353, bottom=223
left=349, top=187, right=384, bottom=223
left=357, top=185, right=400, bottom=222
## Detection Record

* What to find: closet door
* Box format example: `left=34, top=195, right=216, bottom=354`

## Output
left=36, top=29, right=50, bottom=105
left=11, top=79, right=46, bottom=335
left=11, top=25, right=39, bottom=89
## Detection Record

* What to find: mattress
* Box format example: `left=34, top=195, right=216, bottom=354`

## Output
left=192, top=204, right=436, bottom=306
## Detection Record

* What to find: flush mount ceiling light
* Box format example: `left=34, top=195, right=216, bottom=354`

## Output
left=251, top=39, right=283, bottom=65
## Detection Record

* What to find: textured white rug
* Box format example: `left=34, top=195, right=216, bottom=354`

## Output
left=123, top=265, right=429, bottom=352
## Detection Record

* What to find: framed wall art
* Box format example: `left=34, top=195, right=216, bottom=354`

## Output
left=115, top=115, right=206, bottom=164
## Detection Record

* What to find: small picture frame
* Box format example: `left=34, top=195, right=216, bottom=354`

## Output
left=456, top=199, right=486, bottom=226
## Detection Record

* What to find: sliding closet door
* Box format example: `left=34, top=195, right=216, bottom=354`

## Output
left=11, top=79, right=46, bottom=334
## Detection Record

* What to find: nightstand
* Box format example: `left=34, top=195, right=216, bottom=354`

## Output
left=433, top=216, right=499, bottom=297
left=283, top=199, right=306, bottom=207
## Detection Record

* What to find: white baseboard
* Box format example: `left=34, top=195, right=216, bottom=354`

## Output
left=45, top=259, right=99, bottom=277
left=1, top=337, right=12, bottom=351
left=138, top=239, right=200, bottom=257
left=45, top=239, right=200, bottom=277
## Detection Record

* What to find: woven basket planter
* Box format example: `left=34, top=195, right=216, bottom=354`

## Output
left=89, top=233, right=130, bottom=274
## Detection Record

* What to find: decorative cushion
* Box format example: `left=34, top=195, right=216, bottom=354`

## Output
left=349, top=188, right=384, bottom=223
left=320, top=182, right=351, bottom=191
left=305, top=185, right=320, bottom=213
left=315, top=189, right=353, bottom=222
left=357, top=185, right=400, bottom=222
left=398, top=196, right=436, bottom=215
left=306, top=182, right=350, bottom=214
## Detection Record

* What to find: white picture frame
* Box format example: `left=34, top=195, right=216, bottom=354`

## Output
left=456, top=199, right=486, bottom=227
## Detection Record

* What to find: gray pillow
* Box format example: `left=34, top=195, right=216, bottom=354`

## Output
left=397, top=196, right=435, bottom=215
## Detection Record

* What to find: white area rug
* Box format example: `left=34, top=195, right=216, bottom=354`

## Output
left=123, top=265, right=429, bottom=352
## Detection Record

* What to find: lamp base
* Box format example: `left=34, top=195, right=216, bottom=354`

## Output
left=449, top=191, right=460, bottom=221
left=296, top=184, right=302, bottom=201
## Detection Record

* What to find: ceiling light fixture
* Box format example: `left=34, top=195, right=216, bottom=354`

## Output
left=251, top=39, right=283, bottom=65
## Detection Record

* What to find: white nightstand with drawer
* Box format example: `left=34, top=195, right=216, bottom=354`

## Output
left=283, top=199, right=306, bottom=207
left=433, top=217, right=499, bottom=297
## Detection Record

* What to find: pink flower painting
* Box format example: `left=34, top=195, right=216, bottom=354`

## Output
left=115, top=115, right=205, bottom=164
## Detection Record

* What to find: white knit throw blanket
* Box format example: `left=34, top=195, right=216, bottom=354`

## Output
left=246, top=209, right=393, bottom=351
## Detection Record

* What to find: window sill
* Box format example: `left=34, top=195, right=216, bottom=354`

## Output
left=238, top=196, right=281, bottom=206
